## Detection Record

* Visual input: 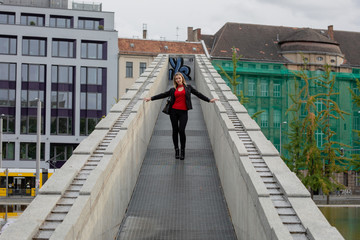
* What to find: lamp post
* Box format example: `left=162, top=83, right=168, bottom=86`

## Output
left=280, top=121, right=287, bottom=156
left=35, top=99, right=41, bottom=196
left=0, top=114, right=5, bottom=168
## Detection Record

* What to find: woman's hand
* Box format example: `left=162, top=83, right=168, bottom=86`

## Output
left=209, top=98, right=219, bottom=103
left=144, top=97, right=151, bottom=102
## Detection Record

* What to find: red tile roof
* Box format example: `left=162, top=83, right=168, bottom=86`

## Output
left=118, top=38, right=205, bottom=56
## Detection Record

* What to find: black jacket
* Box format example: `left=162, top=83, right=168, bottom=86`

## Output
left=151, top=85, right=210, bottom=110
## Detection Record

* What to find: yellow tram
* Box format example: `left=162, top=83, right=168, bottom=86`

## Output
left=0, top=168, right=54, bottom=197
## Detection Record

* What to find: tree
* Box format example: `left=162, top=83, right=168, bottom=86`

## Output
left=216, top=47, right=264, bottom=119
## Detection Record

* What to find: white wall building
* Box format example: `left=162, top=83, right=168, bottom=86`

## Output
left=0, top=0, right=118, bottom=169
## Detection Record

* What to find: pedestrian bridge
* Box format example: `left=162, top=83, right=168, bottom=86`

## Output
left=0, top=55, right=343, bottom=240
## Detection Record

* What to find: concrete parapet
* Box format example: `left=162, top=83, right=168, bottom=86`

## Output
left=194, top=55, right=344, bottom=240
left=0, top=54, right=170, bottom=240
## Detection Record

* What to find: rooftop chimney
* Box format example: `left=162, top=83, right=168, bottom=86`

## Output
left=143, top=23, right=147, bottom=39
left=328, top=25, right=334, bottom=40
left=187, top=27, right=194, bottom=42
left=195, top=28, right=201, bottom=41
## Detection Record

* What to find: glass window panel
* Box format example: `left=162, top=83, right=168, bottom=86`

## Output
left=0, top=63, right=9, bottom=80
left=29, top=65, right=39, bottom=82
left=0, top=14, right=7, bottom=24
left=85, top=20, right=93, bottom=29
left=69, top=41, right=74, bottom=58
left=58, top=66, right=68, bottom=83
left=81, top=43, right=86, bottom=58
left=88, top=43, right=97, bottom=59
left=80, top=93, right=86, bottom=109
left=9, top=63, right=15, bottom=80
left=10, top=38, right=16, bottom=54
left=0, top=37, right=9, bottom=54
left=39, top=65, right=45, bottom=82
left=97, top=93, right=101, bottom=110
left=8, top=117, right=15, bottom=133
left=58, top=92, right=67, bottom=108
left=59, top=41, right=68, bottom=57
left=20, top=142, right=26, bottom=159
left=9, top=89, right=15, bottom=106
left=28, top=16, right=36, bottom=25
left=68, top=67, right=73, bottom=83
left=51, top=92, right=57, bottom=108
left=97, top=44, right=103, bottom=59
left=58, top=118, right=67, bottom=134
left=88, top=68, right=97, bottom=84
left=28, top=143, right=36, bottom=159
left=57, top=18, right=66, bottom=28
left=40, top=40, right=45, bottom=56
left=29, top=39, right=39, bottom=55
left=88, top=118, right=97, bottom=134
left=87, top=93, right=97, bottom=109
left=97, top=68, right=102, bottom=84
left=28, top=117, right=37, bottom=133
left=49, top=18, right=55, bottom=27
left=81, top=67, right=86, bottom=84
left=0, top=89, right=7, bottom=105
left=8, top=15, right=14, bottom=24
left=51, top=117, right=56, bottom=134
left=22, top=39, right=29, bottom=55
left=52, top=41, right=58, bottom=56
left=78, top=20, right=84, bottom=29
left=52, top=66, right=57, bottom=82
left=94, top=21, right=99, bottom=30
left=68, top=92, right=72, bottom=108
left=5, top=142, right=15, bottom=160
left=20, top=16, right=26, bottom=25
left=21, top=90, right=27, bottom=107
left=80, top=118, right=86, bottom=135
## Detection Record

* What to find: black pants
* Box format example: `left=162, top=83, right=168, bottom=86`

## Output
left=169, top=109, right=188, bottom=149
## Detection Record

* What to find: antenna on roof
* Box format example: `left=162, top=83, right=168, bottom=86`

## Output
left=276, top=34, right=279, bottom=42
left=176, top=26, right=180, bottom=41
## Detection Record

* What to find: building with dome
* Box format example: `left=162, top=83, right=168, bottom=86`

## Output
left=200, top=23, right=360, bottom=194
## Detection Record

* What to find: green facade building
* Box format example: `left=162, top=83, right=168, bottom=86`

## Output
left=202, top=22, right=360, bottom=193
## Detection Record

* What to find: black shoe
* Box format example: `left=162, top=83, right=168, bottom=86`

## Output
left=175, top=148, right=179, bottom=159
left=180, top=149, right=185, bottom=160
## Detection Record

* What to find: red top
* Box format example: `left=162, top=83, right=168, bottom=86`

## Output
left=172, top=87, right=187, bottom=110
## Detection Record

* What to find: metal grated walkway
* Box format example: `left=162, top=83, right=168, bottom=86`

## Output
left=116, top=86, right=237, bottom=240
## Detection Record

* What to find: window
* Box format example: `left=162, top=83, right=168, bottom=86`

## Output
left=81, top=67, right=103, bottom=85
left=22, top=38, right=46, bottom=56
left=51, top=117, right=72, bottom=135
left=354, top=115, right=360, bottom=131
left=315, top=129, right=324, bottom=147
left=49, top=15, right=72, bottom=28
left=21, top=116, right=44, bottom=134
left=0, top=36, right=16, bottom=55
left=1, top=115, right=15, bottom=133
left=247, top=108, right=256, bottom=117
left=20, top=14, right=44, bottom=26
left=273, top=82, right=281, bottom=97
left=78, top=17, right=103, bottom=30
left=80, top=118, right=100, bottom=135
left=261, top=80, right=268, bottom=97
left=273, top=109, right=281, bottom=128
left=236, top=80, right=243, bottom=96
left=356, top=172, right=360, bottom=187
left=51, top=91, right=72, bottom=109
left=52, top=39, right=75, bottom=58
left=80, top=92, right=102, bottom=110
left=81, top=41, right=105, bottom=59
left=52, top=65, right=74, bottom=84
left=50, top=144, right=75, bottom=168
left=22, top=64, right=45, bottom=82
left=126, top=62, right=133, bottom=78
left=2, top=142, right=15, bottom=160
left=21, top=90, right=44, bottom=107
left=248, top=79, right=256, bottom=96
left=0, top=89, right=15, bottom=107
left=20, top=142, right=44, bottom=160
left=317, top=56, right=324, bottom=61
left=261, top=110, right=268, bottom=127
left=0, top=12, right=15, bottom=24
left=0, top=63, right=16, bottom=81
left=140, top=62, right=146, bottom=75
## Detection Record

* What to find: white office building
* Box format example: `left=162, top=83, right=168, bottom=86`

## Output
left=0, top=0, right=118, bottom=169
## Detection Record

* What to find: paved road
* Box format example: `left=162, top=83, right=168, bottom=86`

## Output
left=117, top=84, right=237, bottom=240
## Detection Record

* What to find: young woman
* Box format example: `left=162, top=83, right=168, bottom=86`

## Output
left=144, top=72, right=217, bottom=160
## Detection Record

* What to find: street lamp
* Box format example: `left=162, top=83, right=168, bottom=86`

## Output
left=0, top=114, right=5, bottom=168
left=280, top=121, right=287, bottom=156
left=35, top=99, right=41, bottom=196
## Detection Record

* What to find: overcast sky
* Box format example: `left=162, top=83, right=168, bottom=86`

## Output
left=99, top=0, right=360, bottom=41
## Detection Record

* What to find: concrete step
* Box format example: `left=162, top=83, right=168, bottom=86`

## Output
left=47, top=213, right=67, bottom=221
left=277, top=207, right=296, bottom=215
left=58, top=197, right=76, bottom=205
left=39, top=220, right=61, bottom=230
left=280, top=215, right=301, bottom=224
left=68, top=184, right=82, bottom=191
left=53, top=205, right=71, bottom=213
left=291, top=233, right=309, bottom=240
left=33, top=229, right=54, bottom=239
left=64, top=191, right=79, bottom=198
left=285, top=223, right=306, bottom=234
left=273, top=200, right=291, bottom=207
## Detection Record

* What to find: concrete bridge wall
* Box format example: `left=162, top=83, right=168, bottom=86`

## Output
left=0, top=54, right=344, bottom=240
left=0, top=55, right=170, bottom=240
left=194, top=55, right=343, bottom=240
